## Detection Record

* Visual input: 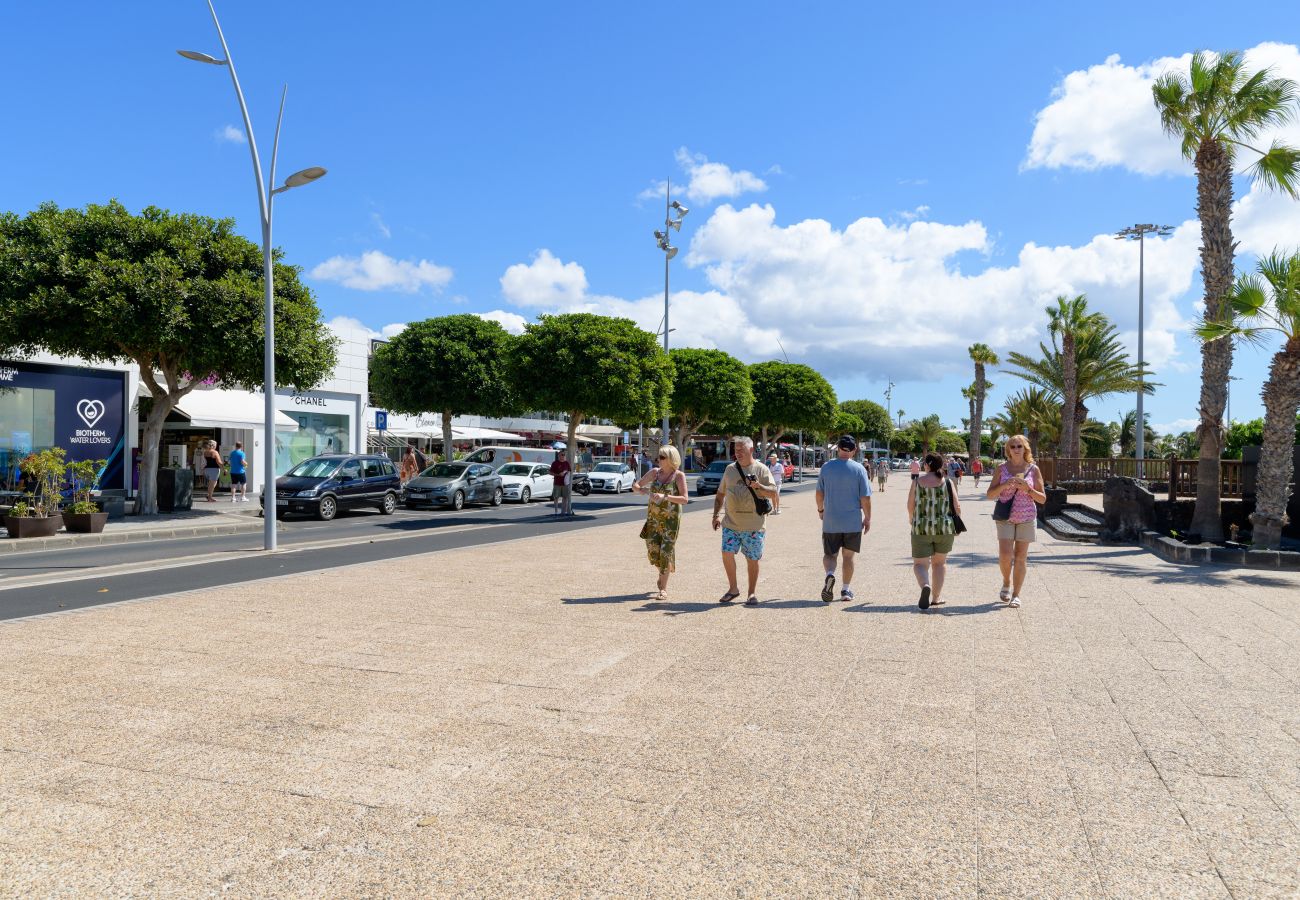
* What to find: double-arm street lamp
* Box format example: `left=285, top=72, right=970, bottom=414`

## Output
left=1115, top=223, right=1172, bottom=474
left=653, top=180, right=688, bottom=447
left=884, top=379, right=896, bottom=457
left=179, top=0, right=327, bottom=552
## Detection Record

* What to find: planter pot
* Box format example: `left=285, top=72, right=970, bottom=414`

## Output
left=4, top=514, right=64, bottom=539
left=63, top=511, right=109, bottom=534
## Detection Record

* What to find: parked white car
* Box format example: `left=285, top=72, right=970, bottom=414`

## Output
left=587, top=461, right=636, bottom=493
left=497, top=462, right=555, bottom=503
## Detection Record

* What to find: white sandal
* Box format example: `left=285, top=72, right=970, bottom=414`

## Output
left=999, top=586, right=1011, bottom=602
left=1009, top=596, right=1021, bottom=608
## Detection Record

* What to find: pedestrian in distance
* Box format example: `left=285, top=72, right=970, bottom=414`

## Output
left=816, top=435, right=873, bottom=603
left=767, top=452, right=784, bottom=515
left=986, top=437, right=1046, bottom=608
left=228, top=441, right=248, bottom=503
left=971, top=457, right=983, bottom=489
left=948, top=455, right=963, bottom=489
left=400, top=445, right=420, bottom=484
left=712, top=436, right=778, bottom=607
left=550, top=448, right=573, bottom=516
left=909, top=456, right=921, bottom=482
left=201, top=440, right=223, bottom=502
left=908, top=452, right=961, bottom=609
left=875, top=457, right=889, bottom=492
left=632, top=445, right=689, bottom=601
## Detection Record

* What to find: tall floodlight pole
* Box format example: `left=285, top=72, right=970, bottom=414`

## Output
left=884, top=379, right=895, bottom=457
left=654, top=182, right=688, bottom=449
left=180, top=0, right=326, bottom=552
left=1115, top=223, right=1172, bottom=477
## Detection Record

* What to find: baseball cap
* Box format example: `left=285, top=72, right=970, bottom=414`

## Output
left=837, top=434, right=857, bottom=451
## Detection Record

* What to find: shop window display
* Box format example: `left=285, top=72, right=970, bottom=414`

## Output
left=277, top=411, right=349, bottom=473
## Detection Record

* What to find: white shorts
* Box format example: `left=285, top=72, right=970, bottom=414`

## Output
left=996, top=520, right=1037, bottom=542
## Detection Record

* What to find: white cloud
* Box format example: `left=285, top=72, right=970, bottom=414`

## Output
left=1153, top=417, right=1199, bottom=435
left=310, top=251, right=452, bottom=293
left=897, top=205, right=930, bottom=222
left=214, top=124, right=245, bottom=144
left=639, top=148, right=769, bottom=204
left=476, top=310, right=528, bottom=335
left=1024, top=43, right=1300, bottom=176
left=371, top=212, right=391, bottom=239
left=325, top=315, right=407, bottom=341
left=500, top=249, right=588, bottom=306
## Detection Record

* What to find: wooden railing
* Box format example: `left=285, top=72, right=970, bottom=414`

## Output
left=1038, top=457, right=1245, bottom=499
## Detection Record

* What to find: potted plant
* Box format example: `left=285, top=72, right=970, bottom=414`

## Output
left=4, top=448, right=66, bottom=539
left=63, top=458, right=110, bottom=534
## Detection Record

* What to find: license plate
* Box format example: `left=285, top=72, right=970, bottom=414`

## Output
left=276, top=499, right=288, bottom=506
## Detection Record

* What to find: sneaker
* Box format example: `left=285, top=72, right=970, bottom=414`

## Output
left=919, top=585, right=931, bottom=610
left=821, top=573, right=836, bottom=603
left=839, top=588, right=853, bottom=602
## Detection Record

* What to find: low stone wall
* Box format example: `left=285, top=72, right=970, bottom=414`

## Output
left=1139, top=530, right=1300, bottom=570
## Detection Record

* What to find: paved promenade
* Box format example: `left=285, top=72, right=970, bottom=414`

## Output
left=2, top=478, right=1298, bottom=897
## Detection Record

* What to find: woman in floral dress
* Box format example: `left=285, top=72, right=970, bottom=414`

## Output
left=632, top=445, right=689, bottom=600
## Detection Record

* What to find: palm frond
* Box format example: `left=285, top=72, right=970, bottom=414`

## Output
left=1245, top=141, right=1300, bottom=199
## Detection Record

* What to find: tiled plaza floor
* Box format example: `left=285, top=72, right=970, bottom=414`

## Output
left=1, top=478, right=1297, bottom=897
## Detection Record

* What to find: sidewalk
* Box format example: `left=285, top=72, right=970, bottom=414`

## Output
left=0, top=502, right=263, bottom=553
left=1, top=480, right=1297, bottom=896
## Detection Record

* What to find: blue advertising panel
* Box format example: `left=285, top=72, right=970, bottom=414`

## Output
left=0, top=361, right=128, bottom=490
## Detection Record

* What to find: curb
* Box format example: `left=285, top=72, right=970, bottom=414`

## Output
left=1139, top=529, right=1300, bottom=570
left=0, top=518, right=264, bottom=554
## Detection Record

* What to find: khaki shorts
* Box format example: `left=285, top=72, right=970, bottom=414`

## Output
left=996, top=520, right=1037, bottom=542
left=910, top=533, right=955, bottom=558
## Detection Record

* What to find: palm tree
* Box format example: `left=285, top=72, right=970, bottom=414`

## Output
left=968, top=343, right=999, bottom=460
left=1117, top=410, right=1157, bottom=458
left=1044, top=294, right=1105, bottom=458
left=1153, top=50, right=1300, bottom=540
left=1198, top=250, right=1300, bottom=549
left=914, top=414, right=944, bottom=453
left=1001, top=388, right=1058, bottom=459
left=1005, top=315, right=1154, bottom=458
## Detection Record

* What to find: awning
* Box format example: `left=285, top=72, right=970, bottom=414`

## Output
left=173, top=389, right=300, bottom=432
left=451, top=426, right=524, bottom=442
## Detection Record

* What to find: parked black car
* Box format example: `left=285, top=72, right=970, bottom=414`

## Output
left=403, top=462, right=504, bottom=510
left=261, top=454, right=400, bottom=521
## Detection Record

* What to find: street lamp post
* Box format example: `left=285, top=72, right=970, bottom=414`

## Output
left=180, top=0, right=326, bottom=552
left=884, top=379, right=895, bottom=458
left=654, top=181, right=688, bottom=450
left=1115, top=223, right=1172, bottom=477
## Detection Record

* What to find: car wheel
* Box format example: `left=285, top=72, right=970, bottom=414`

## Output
left=380, top=492, right=397, bottom=515
left=317, top=495, right=337, bottom=521
left=452, top=490, right=464, bottom=511
left=491, top=487, right=503, bottom=507
left=520, top=487, right=531, bottom=503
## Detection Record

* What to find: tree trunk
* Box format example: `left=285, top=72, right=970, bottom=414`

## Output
left=760, top=426, right=769, bottom=458
left=442, top=409, right=454, bottom=462
left=1073, top=399, right=1088, bottom=460
left=136, top=365, right=195, bottom=516
left=1028, top=429, right=1041, bottom=460
left=970, top=365, right=985, bottom=461
left=567, top=412, right=583, bottom=463
left=1249, top=346, right=1300, bottom=549
left=1191, top=139, right=1236, bottom=542
left=1061, top=336, right=1077, bottom=460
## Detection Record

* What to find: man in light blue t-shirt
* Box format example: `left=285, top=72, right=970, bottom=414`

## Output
left=228, top=441, right=248, bottom=502
left=815, top=435, right=873, bottom=603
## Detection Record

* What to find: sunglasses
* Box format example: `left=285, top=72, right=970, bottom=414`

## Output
left=1008, top=444, right=1026, bottom=450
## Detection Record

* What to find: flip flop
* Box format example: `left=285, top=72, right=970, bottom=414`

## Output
left=744, top=596, right=759, bottom=607
left=718, top=591, right=740, bottom=605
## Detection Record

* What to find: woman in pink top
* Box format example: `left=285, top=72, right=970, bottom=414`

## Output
left=985, top=437, right=1046, bottom=607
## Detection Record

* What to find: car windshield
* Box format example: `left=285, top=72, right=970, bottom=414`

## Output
left=498, top=464, right=532, bottom=476
left=593, top=462, right=622, bottom=472
left=286, top=458, right=341, bottom=478
left=707, top=461, right=731, bottom=473
left=421, top=463, right=466, bottom=479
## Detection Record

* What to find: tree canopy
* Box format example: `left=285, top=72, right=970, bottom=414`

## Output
left=370, top=315, right=518, bottom=460
left=0, top=200, right=336, bottom=514
left=668, top=348, right=753, bottom=450
left=838, top=399, right=892, bottom=444
left=513, top=313, right=672, bottom=451
left=748, top=361, right=837, bottom=449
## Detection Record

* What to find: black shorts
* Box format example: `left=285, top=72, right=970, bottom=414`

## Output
left=230, top=472, right=247, bottom=485
left=822, top=531, right=862, bottom=555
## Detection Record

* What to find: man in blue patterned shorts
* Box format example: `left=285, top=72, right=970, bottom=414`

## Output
left=712, top=436, right=778, bottom=607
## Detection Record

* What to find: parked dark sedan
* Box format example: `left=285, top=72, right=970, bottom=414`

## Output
left=403, top=462, right=503, bottom=510
left=261, top=454, right=400, bottom=521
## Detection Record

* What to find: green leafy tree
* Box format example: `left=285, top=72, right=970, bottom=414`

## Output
left=1001, top=388, right=1059, bottom=459
left=1115, top=410, right=1157, bottom=458
left=667, top=348, right=753, bottom=453
left=830, top=410, right=866, bottom=442
left=967, top=343, right=1000, bottom=459
left=749, top=361, right=837, bottom=455
left=512, top=314, right=672, bottom=455
left=935, top=431, right=965, bottom=455
left=0, top=201, right=336, bottom=515
left=369, top=315, right=518, bottom=461
left=838, top=399, right=892, bottom=446
left=913, top=414, right=945, bottom=453
left=1154, top=50, right=1300, bottom=540
left=1198, top=250, right=1300, bottom=548
left=1082, top=419, right=1118, bottom=458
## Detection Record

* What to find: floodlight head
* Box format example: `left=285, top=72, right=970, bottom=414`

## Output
left=667, top=219, right=681, bottom=232
left=665, top=246, right=679, bottom=260
left=177, top=49, right=227, bottom=65
left=671, top=201, right=689, bottom=217
left=283, top=166, right=328, bottom=189
left=654, top=230, right=666, bottom=241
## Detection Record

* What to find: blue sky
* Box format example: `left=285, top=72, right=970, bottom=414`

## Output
left=6, top=2, right=1300, bottom=435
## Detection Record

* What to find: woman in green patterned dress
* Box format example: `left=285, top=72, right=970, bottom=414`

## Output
left=632, top=445, right=689, bottom=601
left=906, top=452, right=961, bottom=610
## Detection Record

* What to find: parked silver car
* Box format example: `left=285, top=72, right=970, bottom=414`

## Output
left=403, top=462, right=503, bottom=511
left=695, top=459, right=731, bottom=495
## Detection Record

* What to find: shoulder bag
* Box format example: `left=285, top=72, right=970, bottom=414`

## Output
left=945, top=476, right=967, bottom=534
left=991, top=465, right=1016, bottom=521
left=734, top=461, right=772, bottom=516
